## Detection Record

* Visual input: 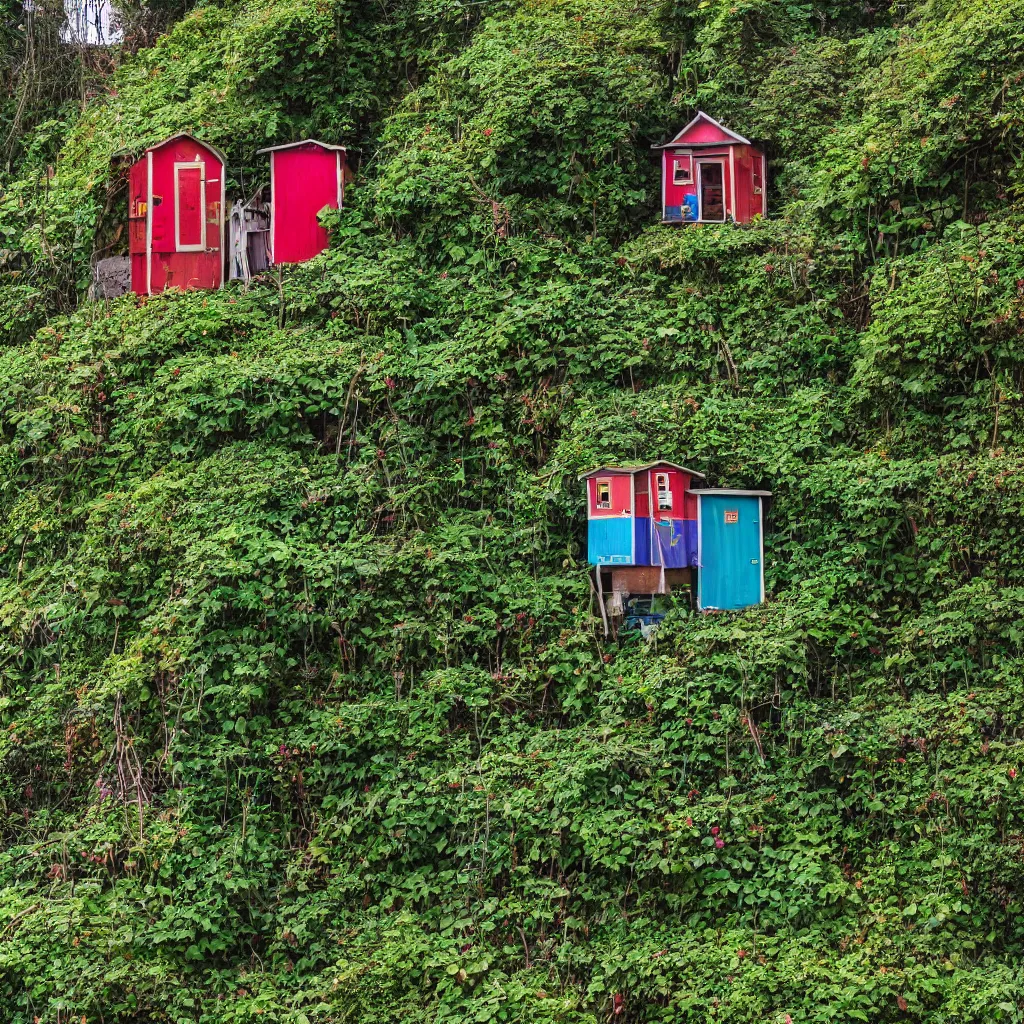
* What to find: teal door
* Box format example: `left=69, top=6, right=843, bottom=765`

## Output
left=698, top=495, right=764, bottom=610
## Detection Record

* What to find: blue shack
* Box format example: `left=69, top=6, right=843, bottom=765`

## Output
left=582, top=467, right=770, bottom=621
left=691, top=489, right=771, bottom=611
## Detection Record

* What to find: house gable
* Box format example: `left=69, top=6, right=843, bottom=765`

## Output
left=655, top=111, right=752, bottom=149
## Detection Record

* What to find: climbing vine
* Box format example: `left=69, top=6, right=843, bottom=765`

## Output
left=0, top=0, right=1023, bottom=1021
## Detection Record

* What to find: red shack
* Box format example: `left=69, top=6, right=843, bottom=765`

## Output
left=582, top=461, right=701, bottom=575
left=258, top=139, right=347, bottom=264
left=129, top=134, right=226, bottom=295
left=653, top=112, right=766, bottom=225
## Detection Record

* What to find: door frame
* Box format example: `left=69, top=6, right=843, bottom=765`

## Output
left=173, top=161, right=206, bottom=253
left=696, top=159, right=727, bottom=223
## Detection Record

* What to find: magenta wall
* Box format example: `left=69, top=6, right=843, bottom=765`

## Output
left=680, top=120, right=734, bottom=145
left=587, top=474, right=634, bottom=518
left=271, top=144, right=342, bottom=264
left=662, top=149, right=733, bottom=217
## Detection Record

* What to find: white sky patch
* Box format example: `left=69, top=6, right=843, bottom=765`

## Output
left=60, top=0, right=124, bottom=45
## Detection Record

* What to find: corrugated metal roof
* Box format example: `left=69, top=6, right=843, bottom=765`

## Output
left=577, top=461, right=706, bottom=481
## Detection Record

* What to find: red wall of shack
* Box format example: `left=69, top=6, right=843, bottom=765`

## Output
left=587, top=467, right=698, bottom=520
left=648, top=469, right=697, bottom=521
left=271, top=144, right=342, bottom=264
left=129, top=137, right=224, bottom=295
left=588, top=474, right=634, bottom=518
left=662, top=142, right=765, bottom=224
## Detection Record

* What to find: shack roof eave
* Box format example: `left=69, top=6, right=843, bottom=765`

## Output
left=689, top=489, right=772, bottom=497
left=577, top=461, right=707, bottom=481
left=650, top=110, right=753, bottom=150
left=256, top=138, right=347, bottom=154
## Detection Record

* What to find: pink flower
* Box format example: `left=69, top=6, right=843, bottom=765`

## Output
left=715, top=838, right=725, bottom=849
left=1010, top=768, right=1018, bottom=780
left=710, top=826, right=720, bottom=836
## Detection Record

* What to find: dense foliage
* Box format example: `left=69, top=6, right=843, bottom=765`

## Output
left=1, top=0, right=1024, bottom=1020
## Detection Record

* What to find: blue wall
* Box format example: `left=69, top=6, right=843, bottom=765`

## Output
left=634, top=518, right=650, bottom=565
left=588, top=517, right=634, bottom=565
left=698, top=495, right=764, bottom=610
left=651, top=519, right=698, bottom=568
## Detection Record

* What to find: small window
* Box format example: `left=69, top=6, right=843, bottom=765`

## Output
left=752, top=164, right=763, bottom=195
left=656, top=473, right=672, bottom=511
left=596, top=479, right=612, bottom=509
left=673, top=160, right=691, bottom=185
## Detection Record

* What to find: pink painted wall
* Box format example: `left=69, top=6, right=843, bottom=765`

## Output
left=588, top=474, right=634, bottom=518
left=647, top=467, right=697, bottom=521
left=663, top=148, right=732, bottom=219
left=662, top=151, right=696, bottom=213
left=271, top=143, right=343, bottom=264
left=676, top=119, right=736, bottom=145
left=731, top=146, right=766, bottom=222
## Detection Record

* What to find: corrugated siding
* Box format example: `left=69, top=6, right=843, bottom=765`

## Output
left=588, top=517, right=634, bottom=565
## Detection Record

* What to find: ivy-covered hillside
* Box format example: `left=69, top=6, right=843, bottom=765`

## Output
left=2, top=0, right=1024, bottom=1020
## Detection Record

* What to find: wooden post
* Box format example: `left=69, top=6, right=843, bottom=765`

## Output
left=592, top=568, right=609, bottom=639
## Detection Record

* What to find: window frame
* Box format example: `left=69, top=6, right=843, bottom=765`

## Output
left=595, top=478, right=612, bottom=510
left=672, top=160, right=692, bottom=186
left=655, top=472, right=672, bottom=511
left=173, top=161, right=206, bottom=253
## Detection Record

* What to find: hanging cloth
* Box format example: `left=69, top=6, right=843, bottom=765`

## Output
left=654, top=524, right=668, bottom=595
